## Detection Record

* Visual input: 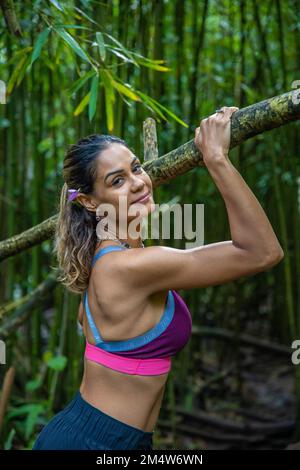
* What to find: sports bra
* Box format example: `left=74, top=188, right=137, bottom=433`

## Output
left=83, top=245, right=192, bottom=376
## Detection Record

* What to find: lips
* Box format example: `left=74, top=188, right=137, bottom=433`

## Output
left=132, top=192, right=151, bottom=204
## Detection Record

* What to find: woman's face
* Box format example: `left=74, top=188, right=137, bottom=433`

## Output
left=93, top=143, right=155, bottom=223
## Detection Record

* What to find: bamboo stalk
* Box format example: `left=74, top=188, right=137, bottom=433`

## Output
left=0, top=0, right=22, bottom=37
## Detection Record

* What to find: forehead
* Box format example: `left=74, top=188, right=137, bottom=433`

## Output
left=97, top=144, right=136, bottom=175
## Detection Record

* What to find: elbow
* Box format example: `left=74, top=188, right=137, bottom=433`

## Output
left=261, top=247, right=284, bottom=268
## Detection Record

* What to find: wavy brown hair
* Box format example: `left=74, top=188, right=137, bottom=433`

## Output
left=52, top=134, right=129, bottom=295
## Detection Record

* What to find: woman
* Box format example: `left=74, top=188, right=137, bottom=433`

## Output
left=32, top=106, right=283, bottom=450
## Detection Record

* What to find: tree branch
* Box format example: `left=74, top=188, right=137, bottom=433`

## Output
left=0, top=270, right=59, bottom=338
left=0, top=89, right=299, bottom=261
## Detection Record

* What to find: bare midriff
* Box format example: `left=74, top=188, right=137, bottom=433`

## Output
left=79, top=359, right=168, bottom=432
left=79, top=241, right=170, bottom=433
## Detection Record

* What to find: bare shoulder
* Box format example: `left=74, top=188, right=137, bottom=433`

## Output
left=87, top=247, right=169, bottom=332
left=89, top=247, right=150, bottom=316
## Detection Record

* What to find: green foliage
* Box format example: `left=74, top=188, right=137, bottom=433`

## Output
left=4, top=2, right=185, bottom=128
left=30, top=28, right=51, bottom=67
left=88, top=73, right=99, bottom=121
left=7, top=403, right=45, bottom=441
left=43, top=350, right=68, bottom=371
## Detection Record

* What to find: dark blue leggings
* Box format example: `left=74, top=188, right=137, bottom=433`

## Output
left=32, top=390, right=154, bottom=450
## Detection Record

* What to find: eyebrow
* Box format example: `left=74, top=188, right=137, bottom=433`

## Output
left=104, top=156, right=139, bottom=183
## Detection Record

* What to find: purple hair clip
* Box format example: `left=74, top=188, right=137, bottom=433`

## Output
left=67, top=188, right=81, bottom=201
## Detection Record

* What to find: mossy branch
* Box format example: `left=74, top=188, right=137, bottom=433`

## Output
left=0, top=89, right=299, bottom=261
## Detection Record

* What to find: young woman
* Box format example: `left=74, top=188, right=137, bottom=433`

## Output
left=32, top=106, right=283, bottom=450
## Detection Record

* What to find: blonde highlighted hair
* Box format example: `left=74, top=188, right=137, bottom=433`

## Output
left=52, top=134, right=129, bottom=294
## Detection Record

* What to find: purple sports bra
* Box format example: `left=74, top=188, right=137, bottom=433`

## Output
left=84, top=245, right=192, bottom=376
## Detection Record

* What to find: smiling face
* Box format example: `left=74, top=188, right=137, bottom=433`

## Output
left=91, top=143, right=154, bottom=224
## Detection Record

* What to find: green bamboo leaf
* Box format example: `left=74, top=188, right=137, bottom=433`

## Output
left=150, top=98, right=189, bottom=127
left=126, top=50, right=171, bottom=70
left=96, top=32, right=106, bottom=61
left=99, top=69, right=115, bottom=130
left=6, top=46, right=32, bottom=66
left=74, top=92, right=90, bottom=116
left=54, top=27, right=91, bottom=64
left=49, top=0, right=64, bottom=12
left=7, top=55, right=28, bottom=95
left=104, top=33, right=139, bottom=66
left=136, top=58, right=171, bottom=71
left=74, top=6, right=99, bottom=25
left=55, top=24, right=92, bottom=30
left=89, top=74, right=99, bottom=122
left=16, top=54, right=32, bottom=87
left=102, top=77, right=114, bottom=130
left=111, top=80, right=141, bottom=102
left=137, top=91, right=188, bottom=127
left=107, top=47, right=135, bottom=63
left=30, top=28, right=51, bottom=67
left=100, top=69, right=115, bottom=104
left=135, top=90, right=167, bottom=120
left=68, top=70, right=96, bottom=96
left=126, top=50, right=166, bottom=64
left=105, top=92, right=114, bottom=132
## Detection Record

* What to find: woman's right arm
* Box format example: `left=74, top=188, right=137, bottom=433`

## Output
left=202, top=156, right=283, bottom=262
left=195, top=105, right=283, bottom=262
left=114, top=107, right=284, bottom=295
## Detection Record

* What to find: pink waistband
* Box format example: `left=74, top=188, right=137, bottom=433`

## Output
left=84, top=339, right=171, bottom=376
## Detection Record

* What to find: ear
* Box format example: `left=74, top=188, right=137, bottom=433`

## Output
left=76, top=194, right=97, bottom=213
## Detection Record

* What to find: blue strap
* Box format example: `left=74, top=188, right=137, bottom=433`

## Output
left=84, top=290, right=103, bottom=344
left=92, top=245, right=126, bottom=268
left=85, top=245, right=126, bottom=343
left=96, top=290, right=175, bottom=352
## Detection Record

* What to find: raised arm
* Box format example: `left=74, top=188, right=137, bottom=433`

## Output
left=116, top=106, right=284, bottom=295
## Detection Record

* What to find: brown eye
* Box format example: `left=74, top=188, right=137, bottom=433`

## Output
left=112, top=177, right=123, bottom=186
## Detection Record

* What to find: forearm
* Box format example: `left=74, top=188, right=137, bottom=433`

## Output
left=206, top=156, right=283, bottom=261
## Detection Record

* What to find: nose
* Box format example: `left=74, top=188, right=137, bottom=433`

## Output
left=131, top=174, right=146, bottom=191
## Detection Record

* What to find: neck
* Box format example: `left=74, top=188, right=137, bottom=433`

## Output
left=117, top=225, right=144, bottom=248
left=97, top=219, right=144, bottom=249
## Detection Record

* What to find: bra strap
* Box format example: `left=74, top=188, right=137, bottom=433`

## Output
left=92, top=245, right=126, bottom=268
left=85, top=245, right=126, bottom=343
left=84, top=290, right=103, bottom=344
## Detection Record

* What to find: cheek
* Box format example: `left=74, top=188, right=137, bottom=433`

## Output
left=143, top=172, right=152, bottom=188
left=114, top=187, right=131, bottom=208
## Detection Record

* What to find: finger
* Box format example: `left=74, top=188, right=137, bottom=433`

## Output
left=228, top=106, right=239, bottom=113
left=215, top=106, right=230, bottom=118
left=221, top=106, right=239, bottom=113
left=227, top=107, right=239, bottom=118
left=221, top=106, right=238, bottom=119
left=216, top=107, right=231, bottom=119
